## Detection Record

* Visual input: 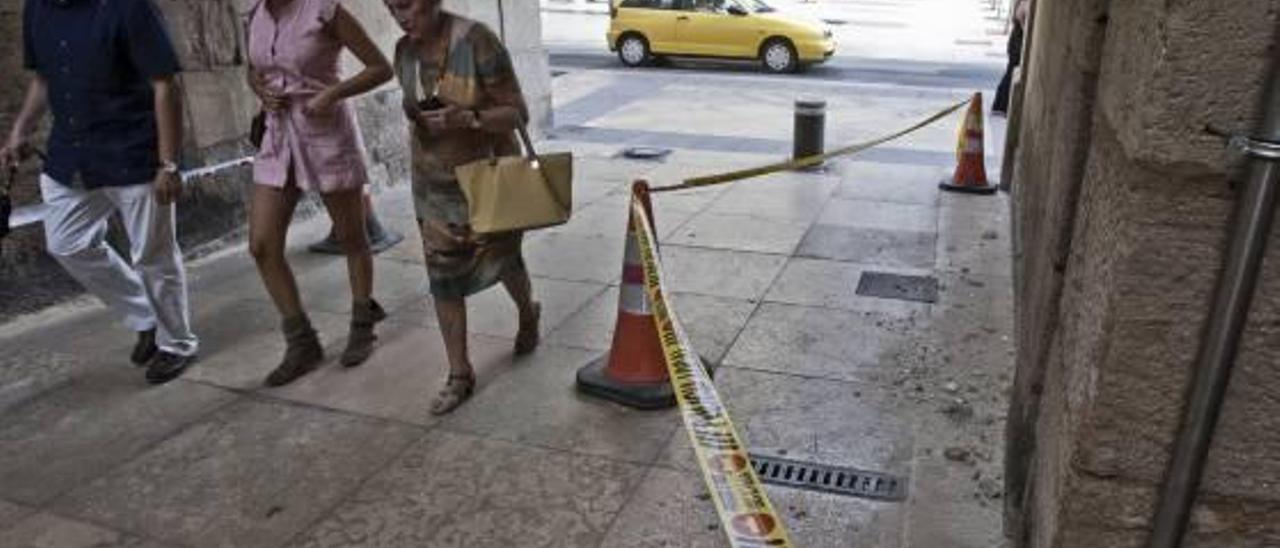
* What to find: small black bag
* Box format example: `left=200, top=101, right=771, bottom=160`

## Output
left=245, top=1, right=267, bottom=150
left=1, top=167, right=15, bottom=242
left=249, top=111, right=266, bottom=149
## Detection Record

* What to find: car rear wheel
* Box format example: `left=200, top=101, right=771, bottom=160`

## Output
left=618, top=34, right=651, bottom=68
left=761, top=39, right=797, bottom=74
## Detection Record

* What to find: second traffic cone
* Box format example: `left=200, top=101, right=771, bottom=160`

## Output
left=939, top=92, right=998, bottom=195
left=576, top=181, right=674, bottom=409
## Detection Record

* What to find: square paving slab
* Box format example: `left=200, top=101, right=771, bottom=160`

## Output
left=524, top=232, right=626, bottom=284
left=668, top=213, right=813, bottom=255
left=657, top=245, right=789, bottom=302
left=287, top=430, right=647, bottom=548
left=710, top=179, right=836, bottom=223
left=547, top=288, right=758, bottom=365
left=182, top=299, right=350, bottom=391
left=599, top=468, right=728, bottom=548
left=441, top=345, right=681, bottom=465
left=1, top=307, right=143, bottom=412
left=936, top=194, right=1012, bottom=277
left=542, top=196, right=638, bottom=240
left=393, top=277, right=606, bottom=340
left=0, top=368, right=235, bottom=506
left=270, top=320, right=518, bottom=426
left=724, top=303, right=925, bottom=384
left=834, top=161, right=946, bottom=205
left=765, top=258, right=933, bottom=315
left=817, top=199, right=937, bottom=233
left=606, top=467, right=906, bottom=548
left=660, top=367, right=915, bottom=478
left=0, top=500, right=34, bottom=531
left=52, top=399, right=423, bottom=548
left=798, top=225, right=937, bottom=270
left=290, top=258, right=430, bottom=318
left=0, top=512, right=171, bottom=548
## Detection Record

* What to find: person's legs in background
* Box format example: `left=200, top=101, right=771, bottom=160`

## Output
left=993, top=23, right=1024, bottom=115
left=309, top=186, right=403, bottom=254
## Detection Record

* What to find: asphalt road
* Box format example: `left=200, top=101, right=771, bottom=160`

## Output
left=549, top=48, right=1004, bottom=90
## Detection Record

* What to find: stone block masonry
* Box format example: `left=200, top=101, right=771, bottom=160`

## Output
left=1006, top=0, right=1280, bottom=546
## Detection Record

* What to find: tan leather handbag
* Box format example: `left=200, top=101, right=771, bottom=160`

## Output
left=454, top=126, right=573, bottom=234
left=395, top=30, right=573, bottom=235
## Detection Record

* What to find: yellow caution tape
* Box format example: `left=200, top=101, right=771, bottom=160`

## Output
left=629, top=197, right=794, bottom=548
left=650, top=98, right=970, bottom=193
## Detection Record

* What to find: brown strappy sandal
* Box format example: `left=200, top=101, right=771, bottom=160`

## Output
left=430, top=373, right=475, bottom=416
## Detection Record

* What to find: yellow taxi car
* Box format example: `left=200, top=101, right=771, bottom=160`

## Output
left=608, top=0, right=836, bottom=73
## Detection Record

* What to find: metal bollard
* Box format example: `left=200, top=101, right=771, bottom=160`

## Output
left=793, top=98, right=827, bottom=170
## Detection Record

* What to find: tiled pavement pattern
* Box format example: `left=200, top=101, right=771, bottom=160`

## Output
left=0, top=48, right=1014, bottom=548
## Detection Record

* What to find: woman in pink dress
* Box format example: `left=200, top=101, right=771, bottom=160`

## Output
left=246, top=0, right=393, bottom=386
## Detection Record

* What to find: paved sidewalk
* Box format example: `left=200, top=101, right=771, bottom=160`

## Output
left=0, top=52, right=1014, bottom=548
left=0, top=146, right=1013, bottom=547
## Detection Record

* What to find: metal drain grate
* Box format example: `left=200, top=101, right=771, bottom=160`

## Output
left=856, top=271, right=939, bottom=303
left=750, top=454, right=907, bottom=502
left=620, top=146, right=672, bottom=161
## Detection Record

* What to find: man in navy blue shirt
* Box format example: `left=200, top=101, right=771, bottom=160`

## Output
left=2, top=0, right=199, bottom=383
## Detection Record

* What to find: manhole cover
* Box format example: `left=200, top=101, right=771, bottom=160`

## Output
left=856, top=272, right=938, bottom=303
left=751, top=454, right=907, bottom=502
left=620, top=146, right=672, bottom=160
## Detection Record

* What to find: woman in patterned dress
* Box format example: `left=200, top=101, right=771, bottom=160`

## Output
left=382, top=0, right=541, bottom=415
left=246, top=0, right=394, bottom=386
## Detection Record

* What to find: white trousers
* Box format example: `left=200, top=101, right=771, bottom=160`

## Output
left=39, top=175, right=199, bottom=356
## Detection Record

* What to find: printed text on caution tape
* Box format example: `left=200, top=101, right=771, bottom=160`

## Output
left=630, top=198, right=794, bottom=547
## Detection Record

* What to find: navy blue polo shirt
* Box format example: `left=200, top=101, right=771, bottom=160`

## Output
left=23, top=0, right=182, bottom=189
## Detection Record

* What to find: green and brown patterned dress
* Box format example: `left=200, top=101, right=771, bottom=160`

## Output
left=395, top=14, right=530, bottom=300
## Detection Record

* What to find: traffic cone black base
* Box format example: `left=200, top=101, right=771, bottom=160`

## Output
left=576, top=354, right=719, bottom=411
left=576, top=354, right=674, bottom=410
left=939, top=179, right=999, bottom=195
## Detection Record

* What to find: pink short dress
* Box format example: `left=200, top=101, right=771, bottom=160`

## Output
left=247, top=0, right=369, bottom=193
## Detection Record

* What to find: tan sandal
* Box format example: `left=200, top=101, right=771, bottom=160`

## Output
left=514, top=302, right=542, bottom=356
left=430, top=373, right=475, bottom=416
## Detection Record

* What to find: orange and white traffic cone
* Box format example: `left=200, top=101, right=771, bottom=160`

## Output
left=939, top=92, right=998, bottom=195
left=576, top=181, right=676, bottom=409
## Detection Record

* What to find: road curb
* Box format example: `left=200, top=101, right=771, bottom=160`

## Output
left=542, top=7, right=610, bottom=15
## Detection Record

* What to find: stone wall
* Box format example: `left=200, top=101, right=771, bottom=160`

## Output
left=1007, top=0, right=1280, bottom=546
left=0, top=0, right=550, bottom=320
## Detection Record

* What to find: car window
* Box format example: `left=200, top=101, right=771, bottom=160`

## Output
left=688, top=0, right=728, bottom=13
left=682, top=0, right=761, bottom=14
left=620, top=0, right=676, bottom=9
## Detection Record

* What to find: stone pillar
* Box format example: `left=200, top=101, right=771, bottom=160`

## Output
left=1008, top=0, right=1280, bottom=546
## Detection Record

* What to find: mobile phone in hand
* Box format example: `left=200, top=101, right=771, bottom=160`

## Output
left=418, top=96, right=446, bottom=112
